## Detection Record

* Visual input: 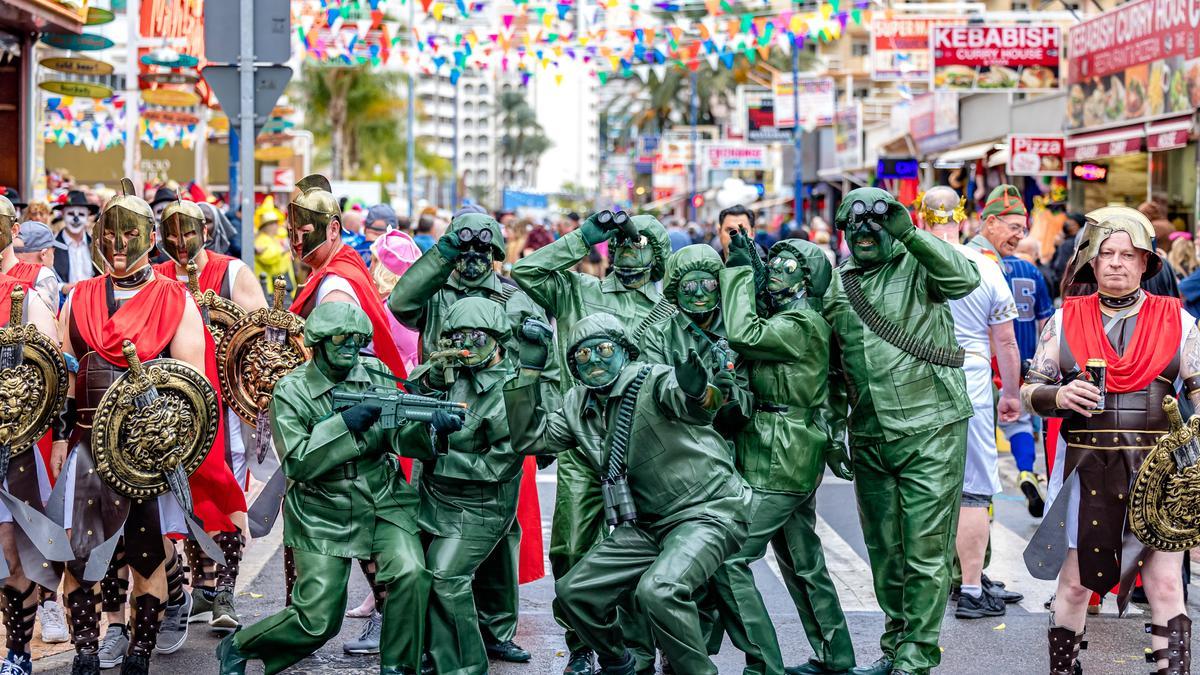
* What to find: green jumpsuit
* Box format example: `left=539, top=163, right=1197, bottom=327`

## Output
left=511, top=216, right=671, bottom=659
left=504, top=313, right=752, bottom=675
left=410, top=297, right=528, bottom=675
left=824, top=189, right=979, bottom=675
left=231, top=306, right=434, bottom=675
left=711, top=252, right=855, bottom=675
left=387, top=213, right=561, bottom=649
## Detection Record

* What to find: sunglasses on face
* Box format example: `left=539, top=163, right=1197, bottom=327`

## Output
left=457, top=227, right=493, bottom=244
left=330, top=333, right=369, bottom=347
left=769, top=257, right=799, bottom=274
left=575, top=341, right=616, bottom=364
left=681, top=278, right=718, bottom=294
left=449, top=329, right=489, bottom=347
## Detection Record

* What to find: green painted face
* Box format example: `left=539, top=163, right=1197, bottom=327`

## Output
left=447, top=328, right=499, bottom=367
left=766, top=251, right=805, bottom=296
left=612, top=234, right=655, bottom=288
left=317, top=332, right=368, bottom=375
left=677, top=270, right=720, bottom=316
left=847, top=220, right=894, bottom=267
left=573, top=337, right=628, bottom=389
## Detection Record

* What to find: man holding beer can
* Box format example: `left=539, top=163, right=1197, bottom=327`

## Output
left=1020, top=206, right=1199, bottom=675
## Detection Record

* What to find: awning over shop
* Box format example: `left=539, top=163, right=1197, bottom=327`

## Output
left=1064, top=115, right=1194, bottom=162
left=934, top=141, right=1000, bottom=168
left=1147, top=115, right=1192, bottom=152
left=988, top=148, right=1008, bottom=168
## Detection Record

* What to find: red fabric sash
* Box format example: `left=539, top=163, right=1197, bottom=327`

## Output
left=153, top=252, right=234, bottom=295
left=0, top=274, right=21, bottom=325
left=6, top=263, right=40, bottom=288
left=72, top=274, right=245, bottom=530
left=516, top=456, right=545, bottom=583
left=1062, top=293, right=1182, bottom=393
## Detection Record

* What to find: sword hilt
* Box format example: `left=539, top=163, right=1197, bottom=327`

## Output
left=185, top=261, right=201, bottom=296
left=272, top=277, right=287, bottom=310
left=122, top=340, right=146, bottom=383
left=7, top=287, right=23, bottom=326
left=1165, top=395, right=1184, bottom=432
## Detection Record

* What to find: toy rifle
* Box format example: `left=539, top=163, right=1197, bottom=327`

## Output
left=331, top=386, right=468, bottom=428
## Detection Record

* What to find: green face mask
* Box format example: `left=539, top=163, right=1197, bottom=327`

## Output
left=677, top=270, right=719, bottom=317
left=317, top=332, right=368, bottom=375
left=766, top=252, right=805, bottom=296
left=447, top=328, right=499, bottom=367
left=846, top=220, right=894, bottom=268
left=573, top=337, right=628, bottom=390
left=612, top=235, right=655, bottom=289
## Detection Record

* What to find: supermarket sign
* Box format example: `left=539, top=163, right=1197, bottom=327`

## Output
left=705, top=144, right=767, bottom=170
left=1007, top=135, right=1066, bottom=176
left=931, top=25, right=1061, bottom=92
left=871, top=16, right=966, bottom=82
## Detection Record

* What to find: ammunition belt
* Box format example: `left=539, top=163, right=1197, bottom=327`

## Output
left=839, top=268, right=965, bottom=368
left=631, top=300, right=678, bottom=344
left=604, top=365, right=651, bottom=480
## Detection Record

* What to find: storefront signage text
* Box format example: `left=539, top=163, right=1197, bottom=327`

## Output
left=1008, top=135, right=1066, bottom=176
left=1072, top=163, right=1109, bottom=181
left=705, top=144, right=767, bottom=170
left=871, top=16, right=966, bottom=82
left=878, top=158, right=920, bottom=180
left=931, top=25, right=1061, bottom=92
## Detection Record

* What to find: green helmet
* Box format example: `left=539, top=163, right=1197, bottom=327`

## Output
left=452, top=212, right=506, bottom=262
left=662, top=244, right=724, bottom=304
left=565, top=313, right=640, bottom=382
left=627, top=214, right=673, bottom=282
left=768, top=238, right=833, bottom=299
left=442, top=296, right=511, bottom=342
left=834, top=187, right=906, bottom=232
left=304, top=302, right=373, bottom=347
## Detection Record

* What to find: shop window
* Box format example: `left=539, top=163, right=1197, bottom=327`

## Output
left=851, top=42, right=869, bottom=57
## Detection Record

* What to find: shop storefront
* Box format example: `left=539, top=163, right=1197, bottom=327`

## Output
left=0, top=1, right=85, bottom=193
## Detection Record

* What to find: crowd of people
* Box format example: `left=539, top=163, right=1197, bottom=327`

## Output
left=0, top=171, right=1192, bottom=675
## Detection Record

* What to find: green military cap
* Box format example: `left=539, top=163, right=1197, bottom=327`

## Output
left=304, top=301, right=374, bottom=346
left=442, top=296, right=512, bottom=342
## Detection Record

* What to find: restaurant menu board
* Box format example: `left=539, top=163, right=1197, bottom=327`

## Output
left=1067, top=0, right=1200, bottom=130
left=871, top=17, right=966, bottom=82
left=1007, top=135, right=1066, bottom=176
left=931, top=25, right=1061, bottom=92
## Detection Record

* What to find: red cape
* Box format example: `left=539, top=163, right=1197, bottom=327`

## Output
left=1062, top=293, right=1182, bottom=393
left=72, top=275, right=246, bottom=531
left=5, top=262, right=40, bottom=288
left=153, top=252, right=234, bottom=295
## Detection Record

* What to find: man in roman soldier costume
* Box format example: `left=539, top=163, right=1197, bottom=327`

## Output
left=1022, top=206, right=1196, bottom=675
left=51, top=179, right=245, bottom=675
left=153, top=198, right=267, bottom=632
left=0, top=194, right=72, bottom=674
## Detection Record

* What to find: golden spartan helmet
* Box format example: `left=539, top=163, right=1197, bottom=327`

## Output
left=288, top=174, right=341, bottom=262
left=1070, top=206, right=1161, bottom=284
left=96, top=178, right=155, bottom=278
left=0, top=194, right=16, bottom=252
left=159, top=199, right=206, bottom=265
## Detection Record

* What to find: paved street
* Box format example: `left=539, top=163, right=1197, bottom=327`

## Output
left=37, top=454, right=1199, bottom=674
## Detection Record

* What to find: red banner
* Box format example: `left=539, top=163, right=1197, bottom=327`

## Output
left=870, top=16, right=966, bottom=81
left=931, top=25, right=1061, bottom=92
left=1007, top=135, right=1066, bottom=176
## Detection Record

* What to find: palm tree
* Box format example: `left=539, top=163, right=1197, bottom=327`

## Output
left=497, top=91, right=552, bottom=186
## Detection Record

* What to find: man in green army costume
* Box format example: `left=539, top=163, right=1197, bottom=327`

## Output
left=710, top=232, right=856, bottom=675
left=504, top=312, right=750, bottom=675
left=408, top=296, right=534, bottom=675
left=512, top=210, right=671, bottom=674
left=216, top=302, right=461, bottom=675
left=388, top=211, right=559, bottom=664
left=824, top=187, right=979, bottom=675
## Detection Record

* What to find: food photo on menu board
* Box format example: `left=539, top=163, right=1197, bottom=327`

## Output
left=1067, top=55, right=1198, bottom=130
left=930, top=25, right=1061, bottom=92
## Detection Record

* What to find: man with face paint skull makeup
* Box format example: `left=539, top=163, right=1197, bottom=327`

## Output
left=52, top=190, right=99, bottom=296
left=824, top=187, right=980, bottom=675
left=152, top=199, right=269, bottom=632
left=402, top=297, right=535, bottom=675
left=387, top=211, right=555, bottom=665
left=217, top=302, right=448, bottom=675
left=708, top=232, right=856, bottom=675
left=511, top=210, right=671, bottom=674
left=53, top=179, right=246, bottom=675
left=504, top=313, right=751, bottom=675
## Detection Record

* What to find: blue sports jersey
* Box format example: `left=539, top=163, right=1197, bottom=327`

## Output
left=1002, top=256, right=1054, bottom=360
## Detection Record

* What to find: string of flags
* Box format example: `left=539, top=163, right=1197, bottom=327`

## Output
left=42, top=95, right=216, bottom=152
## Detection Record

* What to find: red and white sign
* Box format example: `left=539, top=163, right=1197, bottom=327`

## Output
left=704, top=144, right=767, bottom=170
left=870, top=16, right=966, bottom=82
left=931, top=25, right=1061, bottom=92
left=1064, top=124, right=1145, bottom=162
left=1007, top=135, right=1066, bottom=176
left=1146, top=115, right=1193, bottom=151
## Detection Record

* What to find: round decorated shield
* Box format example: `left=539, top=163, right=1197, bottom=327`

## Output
left=0, top=289, right=67, bottom=453
left=90, top=341, right=218, bottom=498
left=186, top=261, right=246, bottom=346
left=218, top=278, right=309, bottom=424
left=1129, top=396, right=1200, bottom=552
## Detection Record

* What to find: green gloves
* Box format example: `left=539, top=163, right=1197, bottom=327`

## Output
left=436, top=230, right=462, bottom=261
left=517, top=317, right=554, bottom=371
left=726, top=228, right=768, bottom=294
left=825, top=442, right=854, bottom=481
left=711, top=365, right=736, bottom=402
left=674, top=350, right=709, bottom=400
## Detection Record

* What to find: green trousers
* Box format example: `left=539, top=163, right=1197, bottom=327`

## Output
left=713, top=490, right=855, bottom=675
left=423, top=476, right=519, bottom=675
left=852, top=420, right=967, bottom=675
left=474, top=518, right=521, bottom=645
left=554, top=517, right=745, bottom=675
left=234, top=521, right=429, bottom=674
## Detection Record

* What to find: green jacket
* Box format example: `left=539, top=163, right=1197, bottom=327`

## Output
left=269, top=356, right=434, bottom=559
left=512, top=230, right=662, bottom=374
left=387, top=245, right=562, bottom=407
left=719, top=266, right=831, bottom=494
left=823, top=228, right=979, bottom=443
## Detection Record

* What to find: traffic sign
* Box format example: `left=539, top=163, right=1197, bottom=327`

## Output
left=204, top=0, right=291, bottom=64
left=201, top=65, right=292, bottom=140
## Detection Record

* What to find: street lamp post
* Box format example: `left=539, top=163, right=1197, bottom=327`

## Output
left=689, top=70, right=698, bottom=222
left=792, top=38, right=803, bottom=225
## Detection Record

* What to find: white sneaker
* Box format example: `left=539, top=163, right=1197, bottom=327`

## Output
left=36, top=600, right=69, bottom=644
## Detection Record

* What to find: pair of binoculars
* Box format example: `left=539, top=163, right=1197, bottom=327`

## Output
left=602, top=475, right=638, bottom=527
left=597, top=210, right=639, bottom=241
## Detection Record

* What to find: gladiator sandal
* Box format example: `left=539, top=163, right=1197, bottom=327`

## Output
left=1146, top=614, right=1192, bottom=675
left=214, top=529, right=245, bottom=592
left=1048, top=625, right=1086, bottom=675
left=359, top=558, right=388, bottom=607
left=1, top=583, right=36, bottom=655
left=183, top=539, right=213, bottom=591
left=126, top=594, right=165, bottom=661
left=100, top=556, right=130, bottom=615
left=66, top=583, right=103, bottom=660
left=164, top=553, right=186, bottom=607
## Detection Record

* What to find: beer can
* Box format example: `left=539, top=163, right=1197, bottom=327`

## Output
left=1086, top=358, right=1106, bottom=413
